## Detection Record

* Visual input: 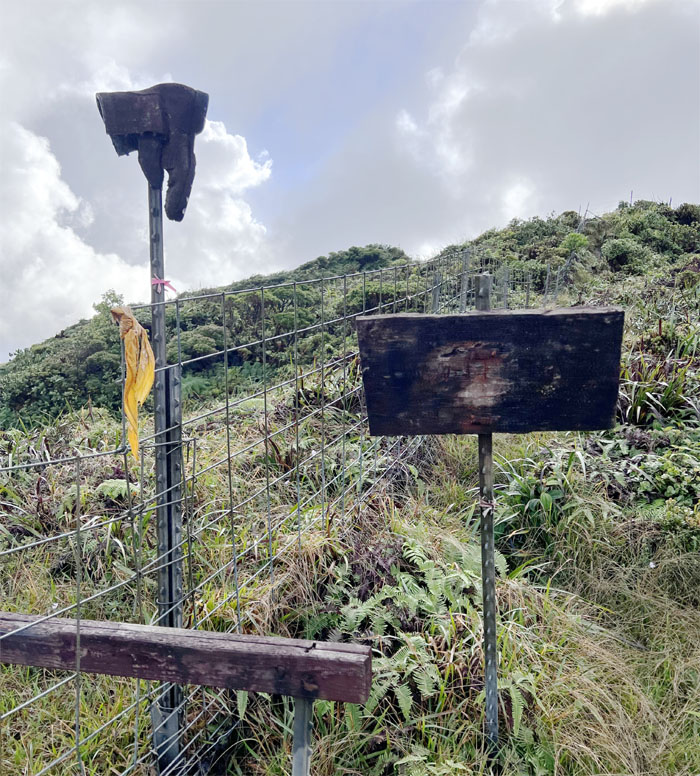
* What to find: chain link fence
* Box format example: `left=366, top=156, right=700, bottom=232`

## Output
left=1, top=247, right=545, bottom=774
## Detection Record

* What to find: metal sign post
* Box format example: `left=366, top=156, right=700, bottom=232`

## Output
left=292, top=698, right=314, bottom=776
left=474, top=274, right=499, bottom=747
left=459, top=248, right=471, bottom=314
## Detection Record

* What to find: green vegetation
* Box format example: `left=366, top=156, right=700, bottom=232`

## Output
left=0, top=244, right=410, bottom=428
left=4, top=201, right=698, bottom=430
left=1, top=200, right=699, bottom=775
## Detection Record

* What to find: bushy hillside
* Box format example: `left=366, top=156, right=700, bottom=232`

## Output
left=0, top=244, right=409, bottom=428
left=2, top=202, right=698, bottom=431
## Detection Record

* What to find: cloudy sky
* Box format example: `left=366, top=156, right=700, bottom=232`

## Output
left=1, top=0, right=698, bottom=360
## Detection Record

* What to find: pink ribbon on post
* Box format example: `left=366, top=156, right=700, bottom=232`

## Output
left=151, top=276, right=178, bottom=294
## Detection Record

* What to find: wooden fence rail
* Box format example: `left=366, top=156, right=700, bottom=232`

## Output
left=0, top=611, right=372, bottom=775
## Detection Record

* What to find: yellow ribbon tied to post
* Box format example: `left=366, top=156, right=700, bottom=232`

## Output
left=111, top=306, right=155, bottom=460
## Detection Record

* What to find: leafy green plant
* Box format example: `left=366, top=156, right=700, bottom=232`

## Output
left=618, top=352, right=697, bottom=427
left=95, top=478, right=130, bottom=501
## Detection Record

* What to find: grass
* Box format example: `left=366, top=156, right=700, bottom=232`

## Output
left=206, top=447, right=700, bottom=775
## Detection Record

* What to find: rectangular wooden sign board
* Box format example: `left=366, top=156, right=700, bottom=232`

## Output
left=357, top=307, right=624, bottom=436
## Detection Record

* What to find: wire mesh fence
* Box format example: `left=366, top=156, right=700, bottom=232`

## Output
left=1, top=247, right=546, bottom=774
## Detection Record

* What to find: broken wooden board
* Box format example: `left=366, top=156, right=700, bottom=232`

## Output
left=357, top=307, right=624, bottom=435
left=0, top=612, right=371, bottom=703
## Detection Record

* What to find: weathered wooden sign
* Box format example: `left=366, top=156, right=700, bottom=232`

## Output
left=358, top=286, right=624, bottom=751
left=357, top=307, right=624, bottom=436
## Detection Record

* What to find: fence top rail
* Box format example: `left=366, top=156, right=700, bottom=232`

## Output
left=129, top=251, right=474, bottom=311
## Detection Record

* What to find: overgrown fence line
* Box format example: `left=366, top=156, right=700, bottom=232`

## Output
left=1, top=247, right=546, bottom=774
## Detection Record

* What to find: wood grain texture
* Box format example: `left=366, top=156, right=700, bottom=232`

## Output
left=0, top=612, right=371, bottom=703
left=357, top=307, right=624, bottom=435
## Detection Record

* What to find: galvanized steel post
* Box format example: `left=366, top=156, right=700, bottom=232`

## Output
left=148, top=184, right=184, bottom=772
left=292, top=698, right=314, bottom=776
left=460, top=249, right=471, bottom=313
left=526, top=272, right=532, bottom=308
left=431, top=270, right=441, bottom=313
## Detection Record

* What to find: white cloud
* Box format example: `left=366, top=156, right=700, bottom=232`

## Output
left=0, top=2, right=276, bottom=356
left=1, top=0, right=697, bottom=358
left=388, top=0, right=699, bottom=241
left=0, top=117, right=275, bottom=357
left=58, top=60, right=146, bottom=100
left=276, top=0, right=697, bottom=266
left=197, top=121, right=272, bottom=193
left=162, top=120, right=273, bottom=289
left=0, top=122, right=144, bottom=360
left=572, top=0, right=659, bottom=17
left=501, top=179, right=539, bottom=222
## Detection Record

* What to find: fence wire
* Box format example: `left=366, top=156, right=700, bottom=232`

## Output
left=1, top=247, right=547, bottom=774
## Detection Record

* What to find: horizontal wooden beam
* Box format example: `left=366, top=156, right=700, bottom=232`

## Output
left=0, top=612, right=371, bottom=704
left=357, top=307, right=624, bottom=435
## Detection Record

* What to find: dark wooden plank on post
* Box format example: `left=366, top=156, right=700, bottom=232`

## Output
left=357, top=307, right=624, bottom=436
left=0, top=612, right=371, bottom=704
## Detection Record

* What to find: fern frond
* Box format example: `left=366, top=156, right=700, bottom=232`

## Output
left=394, top=682, right=413, bottom=721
